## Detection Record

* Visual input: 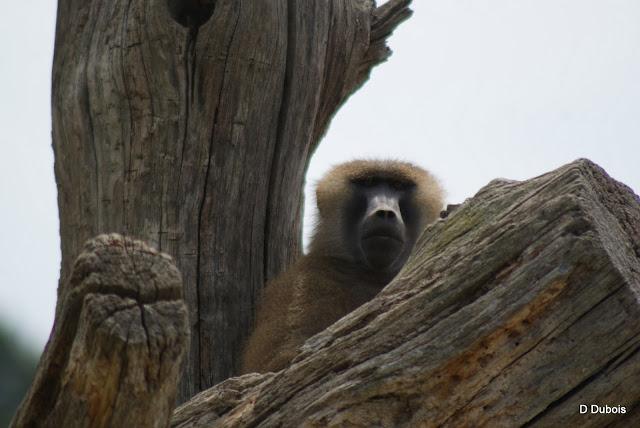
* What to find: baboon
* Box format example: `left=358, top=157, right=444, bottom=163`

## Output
left=240, top=159, right=444, bottom=373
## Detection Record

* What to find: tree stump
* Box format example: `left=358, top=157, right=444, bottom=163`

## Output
left=12, top=235, right=189, bottom=428
left=170, top=159, right=640, bottom=427
left=52, top=0, right=413, bottom=401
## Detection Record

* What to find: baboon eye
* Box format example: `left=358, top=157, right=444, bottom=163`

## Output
left=391, top=180, right=414, bottom=190
left=352, top=177, right=379, bottom=187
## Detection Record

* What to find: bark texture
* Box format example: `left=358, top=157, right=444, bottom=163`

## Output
left=170, top=159, right=640, bottom=427
left=11, top=234, right=188, bottom=428
left=51, top=0, right=412, bottom=401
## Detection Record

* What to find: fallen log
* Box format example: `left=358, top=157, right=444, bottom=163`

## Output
left=12, top=234, right=189, bottom=428
left=171, top=159, right=640, bottom=427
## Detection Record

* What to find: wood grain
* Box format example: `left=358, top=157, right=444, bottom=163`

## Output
left=51, top=0, right=412, bottom=401
left=171, top=159, right=640, bottom=427
left=12, top=234, right=188, bottom=428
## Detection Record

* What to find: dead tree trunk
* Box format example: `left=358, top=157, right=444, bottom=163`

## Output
left=51, top=0, right=412, bottom=401
left=170, top=159, right=640, bottom=427
left=11, top=235, right=189, bottom=428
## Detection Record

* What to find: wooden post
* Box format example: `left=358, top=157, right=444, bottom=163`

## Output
left=12, top=235, right=189, bottom=427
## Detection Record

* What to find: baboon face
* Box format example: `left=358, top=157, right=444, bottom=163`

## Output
left=313, top=160, right=443, bottom=276
left=344, top=176, right=420, bottom=272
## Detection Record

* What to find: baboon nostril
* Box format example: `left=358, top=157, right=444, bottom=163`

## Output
left=375, top=210, right=397, bottom=220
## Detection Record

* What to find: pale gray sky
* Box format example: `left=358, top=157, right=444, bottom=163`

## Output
left=1, top=1, right=639, bottom=352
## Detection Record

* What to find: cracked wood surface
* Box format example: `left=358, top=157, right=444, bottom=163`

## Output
left=170, top=159, right=640, bottom=427
left=11, top=234, right=189, bottom=428
left=51, top=0, right=412, bottom=401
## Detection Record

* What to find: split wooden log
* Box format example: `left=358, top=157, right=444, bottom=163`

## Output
left=12, top=234, right=189, bottom=428
left=171, top=159, right=640, bottom=427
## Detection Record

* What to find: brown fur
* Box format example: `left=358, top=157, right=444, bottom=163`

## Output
left=240, top=160, right=443, bottom=373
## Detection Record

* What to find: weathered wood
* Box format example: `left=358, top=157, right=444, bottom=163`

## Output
left=51, top=0, right=412, bottom=401
left=11, top=234, right=189, bottom=428
left=170, top=159, right=640, bottom=427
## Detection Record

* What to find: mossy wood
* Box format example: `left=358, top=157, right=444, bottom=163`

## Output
left=171, top=159, right=640, bottom=427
